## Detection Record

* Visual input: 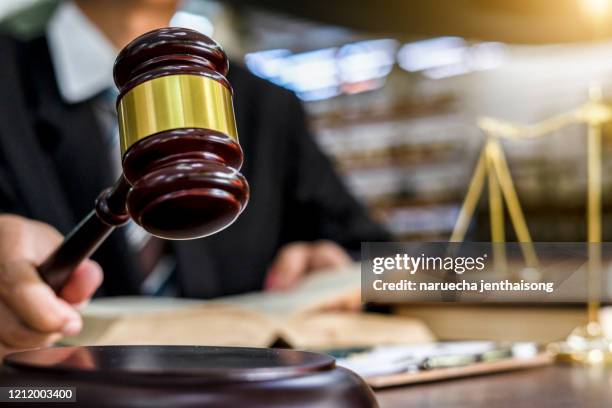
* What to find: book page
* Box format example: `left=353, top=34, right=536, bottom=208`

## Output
left=210, top=264, right=362, bottom=317
left=280, top=312, right=435, bottom=349
left=65, top=304, right=278, bottom=348
left=67, top=264, right=435, bottom=349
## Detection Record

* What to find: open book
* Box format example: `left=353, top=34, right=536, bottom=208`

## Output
left=64, top=265, right=434, bottom=349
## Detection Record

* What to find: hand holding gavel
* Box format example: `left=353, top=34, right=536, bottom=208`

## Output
left=37, top=27, right=249, bottom=292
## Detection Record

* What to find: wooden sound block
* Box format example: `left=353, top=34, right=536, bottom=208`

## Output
left=1, top=345, right=377, bottom=407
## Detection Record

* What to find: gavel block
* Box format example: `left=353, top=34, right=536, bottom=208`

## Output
left=3, top=28, right=377, bottom=407
left=2, top=346, right=377, bottom=407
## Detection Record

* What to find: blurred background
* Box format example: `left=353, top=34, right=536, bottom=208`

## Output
left=5, top=0, right=612, bottom=242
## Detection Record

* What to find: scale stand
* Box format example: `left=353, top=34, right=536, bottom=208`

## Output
left=451, top=85, right=612, bottom=365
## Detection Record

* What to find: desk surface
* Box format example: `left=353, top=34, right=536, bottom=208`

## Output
left=375, top=364, right=612, bottom=408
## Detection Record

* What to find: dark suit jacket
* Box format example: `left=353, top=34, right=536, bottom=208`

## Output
left=0, top=34, right=390, bottom=298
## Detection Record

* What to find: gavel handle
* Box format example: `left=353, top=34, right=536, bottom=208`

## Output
left=37, top=177, right=131, bottom=293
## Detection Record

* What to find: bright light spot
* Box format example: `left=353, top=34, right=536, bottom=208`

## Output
left=587, top=349, right=605, bottom=364
left=469, top=42, right=507, bottom=70
left=244, top=49, right=292, bottom=85
left=580, top=0, right=612, bottom=18
left=280, top=48, right=339, bottom=93
left=397, top=37, right=506, bottom=79
left=397, top=37, right=467, bottom=72
left=338, top=39, right=399, bottom=83
left=244, top=39, right=398, bottom=101
left=170, top=11, right=214, bottom=37
left=245, top=36, right=504, bottom=97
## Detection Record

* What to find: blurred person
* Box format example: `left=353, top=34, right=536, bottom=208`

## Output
left=0, top=0, right=389, bottom=353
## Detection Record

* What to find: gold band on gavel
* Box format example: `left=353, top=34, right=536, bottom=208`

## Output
left=117, top=74, right=238, bottom=154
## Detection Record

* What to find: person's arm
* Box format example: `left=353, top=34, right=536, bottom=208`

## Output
left=0, top=214, right=102, bottom=357
left=265, top=94, right=390, bottom=290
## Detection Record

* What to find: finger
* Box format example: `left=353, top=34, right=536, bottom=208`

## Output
left=309, top=240, right=352, bottom=271
left=0, top=261, right=81, bottom=335
left=265, top=243, right=311, bottom=291
left=59, top=259, right=103, bottom=305
left=0, top=301, right=62, bottom=349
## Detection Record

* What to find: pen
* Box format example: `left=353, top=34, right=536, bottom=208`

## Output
left=421, top=348, right=513, bottom=370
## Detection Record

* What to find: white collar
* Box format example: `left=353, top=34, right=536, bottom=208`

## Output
left=47, top=1, right=117, bottom=103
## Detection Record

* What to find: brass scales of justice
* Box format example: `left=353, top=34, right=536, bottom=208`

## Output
left=450, top=84, right=612, bottom=365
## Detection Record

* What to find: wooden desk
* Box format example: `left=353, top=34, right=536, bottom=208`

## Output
left=375, top=365, right=612, bottom=407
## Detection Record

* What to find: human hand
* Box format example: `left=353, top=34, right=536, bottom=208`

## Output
left=264, top=240, right=352, bottom=291
left=0, top=215, right=102, bottom=357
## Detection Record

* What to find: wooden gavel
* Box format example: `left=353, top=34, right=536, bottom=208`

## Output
left=37, top=28, right=249, bottom=292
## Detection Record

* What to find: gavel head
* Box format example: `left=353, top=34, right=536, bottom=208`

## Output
left=113, top=27, right=249, bottom=240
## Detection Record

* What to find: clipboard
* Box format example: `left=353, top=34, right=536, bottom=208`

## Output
left=332, top=341, right=554, bottom=389
left=366, top=352, right=552, bottom=388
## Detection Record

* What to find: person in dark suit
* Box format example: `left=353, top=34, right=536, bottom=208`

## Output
left=0, top=0, right=389, bottom=353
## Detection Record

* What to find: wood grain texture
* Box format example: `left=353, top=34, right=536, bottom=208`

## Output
left=376, top=364, right=612, bottom=408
